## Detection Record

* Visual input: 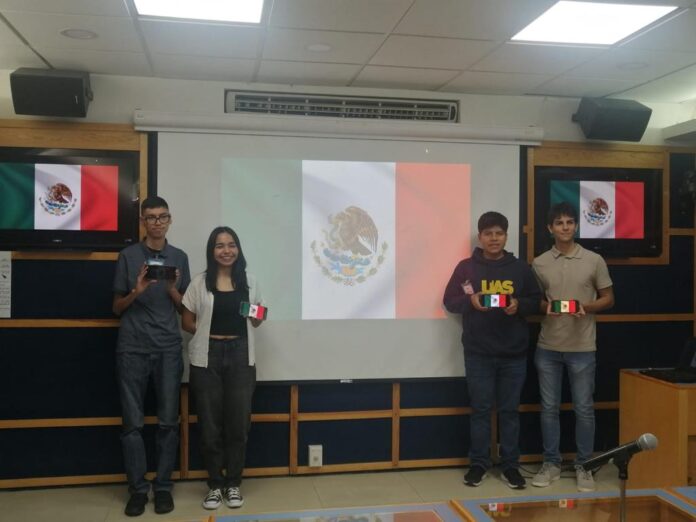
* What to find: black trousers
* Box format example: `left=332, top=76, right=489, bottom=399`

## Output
left=190, top=338, right=256, bottom=489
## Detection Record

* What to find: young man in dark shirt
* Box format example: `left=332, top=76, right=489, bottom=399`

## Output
left=113, top=196, right=190, bottom=516
left=444, top=211, right=541, bottom=489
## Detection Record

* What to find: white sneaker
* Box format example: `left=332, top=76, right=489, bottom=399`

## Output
left=532, top=462, right=561, bottom=487
left=202, top=488, right=222, bottom=510
left=575, top=465, right=596, bottom=492
left=224, top=486, right=244, bottom=508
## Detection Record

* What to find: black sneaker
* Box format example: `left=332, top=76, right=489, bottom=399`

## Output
left=464, top=465, right=487, bottom=487
left=125, top=492, right=148, bottom=517
left=502, top=468, right=526, bottom=489
left=154, top=490, right=174, bottom=514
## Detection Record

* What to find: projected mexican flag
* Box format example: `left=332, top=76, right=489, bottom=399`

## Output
left=0, top=163, right=119, bottom=230
left=550, top=180, right=644, bottom=238
left=222, top=159, right=470, bottom=321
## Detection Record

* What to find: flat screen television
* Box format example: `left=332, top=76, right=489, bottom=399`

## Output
left=0, top=147, right=140, bottom=251
left=533, top=166, right=662, bottom=258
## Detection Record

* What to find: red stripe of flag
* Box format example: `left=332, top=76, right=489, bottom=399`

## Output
left=499, top=294, right=508, bottom=307
left=615, top=181, right=643, bottom=239
left=568, top=300, right=577, bottom=313
left=81, top=165, right=118, bottom=231
left=395, top=163, right=470, bottom=319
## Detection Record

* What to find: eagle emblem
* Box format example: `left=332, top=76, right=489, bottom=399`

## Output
left=311, top=206, right=388, bottom=286
left=582, top=197, right=612, bottom=227
left=39, top=183, right=77, bottom=216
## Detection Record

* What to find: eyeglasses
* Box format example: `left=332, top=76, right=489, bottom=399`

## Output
left=142, top=213, right=171, bottom=224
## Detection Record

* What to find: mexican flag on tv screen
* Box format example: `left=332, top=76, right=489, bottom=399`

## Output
left=0, top=163, right=118, bottom=231
left=550, top=180, right=644, bottom=239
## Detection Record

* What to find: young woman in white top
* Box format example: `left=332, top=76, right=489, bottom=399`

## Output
left=182, top=226, right=264, bottom=510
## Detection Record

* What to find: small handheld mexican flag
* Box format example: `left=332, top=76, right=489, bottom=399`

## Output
left=551, top=299, right=580, bottom=313
left=480, top=294, right=509, bottom=308
left=239, top=301, right=268, bottom=320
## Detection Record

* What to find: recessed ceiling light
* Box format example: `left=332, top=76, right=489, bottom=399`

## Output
left=512, top=1, right=678, bottom=45
left=133, top=0, right=264, bottom=23
left=60, top=28, right=98, bottom=40
left=306, top=43, right=332, bottom=52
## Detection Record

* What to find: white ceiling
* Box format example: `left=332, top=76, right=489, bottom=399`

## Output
left=1, top=0, right=696, bottom=103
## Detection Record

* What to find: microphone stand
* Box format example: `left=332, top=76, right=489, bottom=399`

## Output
left=613, top=457, right=631, bottom=522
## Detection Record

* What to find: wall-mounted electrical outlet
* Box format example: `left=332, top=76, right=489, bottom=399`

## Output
left=309, top=444, right=323, bottom=467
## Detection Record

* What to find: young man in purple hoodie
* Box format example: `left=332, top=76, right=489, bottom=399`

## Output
left=444, top=211, right=541, bottom=489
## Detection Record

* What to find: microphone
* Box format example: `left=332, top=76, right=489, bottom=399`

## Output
left=581, top=433, right=658, bottom=471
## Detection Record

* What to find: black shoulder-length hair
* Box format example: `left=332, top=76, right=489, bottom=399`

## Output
left=205, top=226, right=249, bottom=295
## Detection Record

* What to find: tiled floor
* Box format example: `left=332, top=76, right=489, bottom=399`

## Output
left=0, top=465, right=623, bottom=522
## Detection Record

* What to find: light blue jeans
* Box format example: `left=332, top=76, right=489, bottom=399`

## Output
left=535, top=347, right=596, bottom=465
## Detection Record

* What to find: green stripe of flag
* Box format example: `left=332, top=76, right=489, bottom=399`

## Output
left=550, top=180, right=579, bottom=217
left=0, top=163, right=35, bottom=229
left=222, top=159, right=302, bottom=320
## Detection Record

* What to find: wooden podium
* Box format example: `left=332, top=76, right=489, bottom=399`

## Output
left=619, top=369, right=696, bottom=488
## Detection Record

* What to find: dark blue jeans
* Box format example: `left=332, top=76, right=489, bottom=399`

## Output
left=190, top=338, right=256, bottom=489
left=465, top=353, right=527, bottom=471
left=116, top=350, right=183, bottom=494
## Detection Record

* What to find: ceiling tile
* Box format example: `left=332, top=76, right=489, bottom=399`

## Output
left=0, top=0, right=129, bottom=17
left=38, top=47, right=152, bottom=76
left=258, top=60, right=360, bottom=86
left=0, top=44, right=46, bottom=69
left=263, top=28, right=384, bottom=63
left=568, top=47, right=696, bottom=82
left=2, top=12, right=141, bottom=52
left=371, top=35, right=499, bottom=69
left=0, top=0, right=695, bottom=104
left=353, top=65, right=459, bottom=90
left=623, top=8, right=696, bottom=53
left=0, top=16, right=24, bottom=46
left=152, top=54, right=256, bottom=82
left=140, top=19, right=262, bottom=59
left=395, top=0, right=556, bottom=39
left=269, top=0, right=412, bottom=33
left=441, top=70, right=553, bottom=94
left=529, top=75, right=639, bottom=98
left=472, top=43, right=604, bottom=75
left=620, top=63, right=696, bottom=103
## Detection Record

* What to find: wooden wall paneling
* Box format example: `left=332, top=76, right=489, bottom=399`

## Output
left=179, top=386, right=189, bottom=479
left=532, top=141, right=664, bottom=168
left=392, top=383, right=400, bottom=467
left=400, top=407, right=471, bottom=417
left=0, top=416, right=158, bottom=429
left=0, top=120, right=140, bottom=151
left=138, top=133, right=148, bottom=238
left=289, top=385, right=299, bottom=474
left=526, top=147, right=536, bottom=263
left=297, top=411, right=392, bottom=421
left=0, top=319, right=119, bottom=327
left=10, top=252, right=119, bottom=261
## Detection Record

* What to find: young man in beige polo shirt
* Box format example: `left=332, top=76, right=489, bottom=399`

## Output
left=531, top=202, right=614, bottom=492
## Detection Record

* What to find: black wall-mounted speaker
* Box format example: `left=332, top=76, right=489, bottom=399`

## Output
left=10, top=68, right=92, bottom=118
left=572, top=97, right=652, bottom=142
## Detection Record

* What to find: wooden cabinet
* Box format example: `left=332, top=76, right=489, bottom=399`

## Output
left=620, top=370, right=696, bottom=488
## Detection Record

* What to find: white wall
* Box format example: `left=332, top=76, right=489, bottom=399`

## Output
left=0, top=69, right=693, bottom=145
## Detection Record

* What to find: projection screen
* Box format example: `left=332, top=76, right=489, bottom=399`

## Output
left=158, top=132, right=520, bottom=381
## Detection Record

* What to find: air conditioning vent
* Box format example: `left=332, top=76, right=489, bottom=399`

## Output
left=225, top=91, right=458, bottom=122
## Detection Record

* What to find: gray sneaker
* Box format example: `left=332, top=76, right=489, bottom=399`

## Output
left=575, top=465, right=595, bottom=492
left=532, top=462, right=561, bottom=487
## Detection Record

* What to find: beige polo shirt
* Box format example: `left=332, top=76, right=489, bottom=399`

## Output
left=532, top=244, right=613, bottom=352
